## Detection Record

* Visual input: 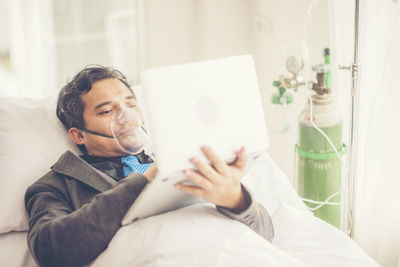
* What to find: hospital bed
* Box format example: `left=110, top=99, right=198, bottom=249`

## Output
left=0, top=92, right=379, bottom=267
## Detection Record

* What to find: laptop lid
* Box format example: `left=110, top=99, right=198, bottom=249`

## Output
left=141, top=54, right=269, bottom=176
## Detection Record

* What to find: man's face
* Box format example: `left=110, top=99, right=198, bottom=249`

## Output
left=70, top=78, right=143, bottom=157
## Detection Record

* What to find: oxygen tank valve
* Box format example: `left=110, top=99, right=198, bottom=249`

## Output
left=309, top=64, right=331, bottom=95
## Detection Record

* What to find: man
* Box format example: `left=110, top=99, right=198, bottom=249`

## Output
left=25, top=66, right=274, bottom=267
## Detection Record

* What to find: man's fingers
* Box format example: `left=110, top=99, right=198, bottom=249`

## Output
left=190, top=157, right=218, bottom=182
left=174, top=183, right=203, bottom=197
left=182, top=169, right=213, bottom=191
left=201, top=145, right=229, bottom=174
left=234, top=146, right=247, bottom=169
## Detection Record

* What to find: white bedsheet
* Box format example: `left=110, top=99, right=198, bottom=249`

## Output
left=272, top=203, right=379, bottom=267
left=88, top=153, right=378, bottom=267
left=0, top=231, right=36, bottom=267
left=0, top=153, right=379, bottom=267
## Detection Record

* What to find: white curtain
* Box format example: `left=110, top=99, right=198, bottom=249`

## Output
left=8, top=0, right=57, bottom=98
left=330, top=0, right=400, bottom=266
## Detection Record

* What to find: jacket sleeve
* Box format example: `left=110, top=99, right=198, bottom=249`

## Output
left=216, top=184, right=274, bottom=242
left=25, top=174, right=148, bottom=267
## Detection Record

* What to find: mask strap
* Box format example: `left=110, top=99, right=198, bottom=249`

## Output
left=77, top=127, right=115, bottom=138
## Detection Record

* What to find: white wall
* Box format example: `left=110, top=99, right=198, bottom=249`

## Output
left=0, top=0, right=9, bottom=54
left=53, top=0, right=137, bottom=87
left=0, top=0, right=18, bottom=97
left=140, top=0, right=252, bottom=69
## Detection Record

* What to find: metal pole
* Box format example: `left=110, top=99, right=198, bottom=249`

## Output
left=339, top=0, right=361, bottom=237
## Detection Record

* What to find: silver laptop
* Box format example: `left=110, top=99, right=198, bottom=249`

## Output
left=121, top=55, right=269, bottom=225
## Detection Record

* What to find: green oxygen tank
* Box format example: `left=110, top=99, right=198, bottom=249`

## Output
left=295, top=61, right=346, bottom=229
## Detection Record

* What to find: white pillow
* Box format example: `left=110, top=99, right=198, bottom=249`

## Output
left=0, top=96, right=79, bottom=233
left=0, top=85, right=146, bottom=233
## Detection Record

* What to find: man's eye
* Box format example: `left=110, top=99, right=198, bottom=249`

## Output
left=99, top=110, right=112, bottom=115
left=126, top=103, right=137, bottom=108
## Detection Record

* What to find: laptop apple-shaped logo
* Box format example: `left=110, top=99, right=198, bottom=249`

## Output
left=196, top=96, right=221, bottom=126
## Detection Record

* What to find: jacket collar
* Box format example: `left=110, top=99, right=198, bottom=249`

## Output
left=51, top=150, right=117, bottom=192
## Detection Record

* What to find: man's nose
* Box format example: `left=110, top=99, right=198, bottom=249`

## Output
left=116, top=106, right=140, bottom=128
left=116, top=109, right=127, bottom=126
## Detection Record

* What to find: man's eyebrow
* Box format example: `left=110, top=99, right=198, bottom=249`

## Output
left=94, top=96, right=135, bottom=110
left=94, top=101, right=112, bottom=110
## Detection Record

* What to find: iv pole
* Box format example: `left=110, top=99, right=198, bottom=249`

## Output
left=339, top=0, right=361, bottom=237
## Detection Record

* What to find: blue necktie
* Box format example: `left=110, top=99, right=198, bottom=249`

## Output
left=121, top=155, right=152, bottom=177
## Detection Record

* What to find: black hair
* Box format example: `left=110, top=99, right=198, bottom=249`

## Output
left=56, top=65, right=135, bottom=154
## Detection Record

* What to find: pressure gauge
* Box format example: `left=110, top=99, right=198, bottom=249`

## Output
left=286, top=56, right=304, bottom=75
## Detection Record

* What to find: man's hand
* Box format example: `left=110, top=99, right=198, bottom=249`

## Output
left=143, top=163, right=158, bottom=182
left=175, top=145, right=248, bottom=212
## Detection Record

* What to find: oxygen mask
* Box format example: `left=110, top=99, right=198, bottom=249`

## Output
left=110, top=102, right=153, bottom=157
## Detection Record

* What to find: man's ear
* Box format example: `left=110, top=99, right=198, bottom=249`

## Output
left=68, top=127, right=85, bottom=145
